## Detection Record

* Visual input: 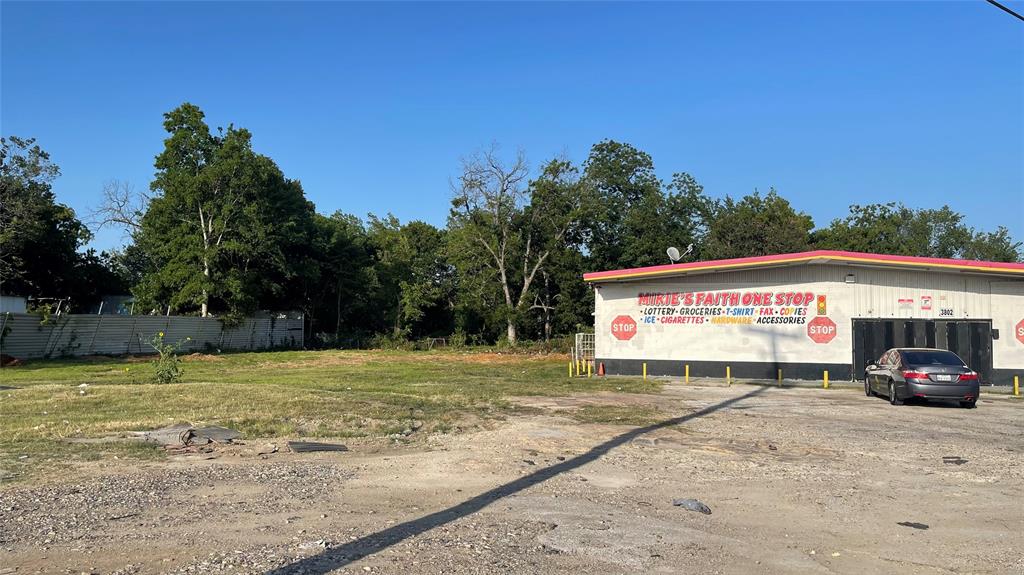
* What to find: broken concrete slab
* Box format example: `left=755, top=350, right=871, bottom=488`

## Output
left=287, top=441, right=348, bottom=453
left=130, top=424, right=241, bottom=447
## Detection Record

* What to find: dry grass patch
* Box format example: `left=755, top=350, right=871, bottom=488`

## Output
left=0, top=349, right=657, bottom=484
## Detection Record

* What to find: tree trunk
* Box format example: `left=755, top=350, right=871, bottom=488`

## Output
left=506, top=319, right=517, bottom=345
left=393, top=295, right=402, bottom=338
left=335, top=280, right=342, bottom=340
left=198, top=205, right=211, bottom=318
left=201, top=256, right=210, bottom=318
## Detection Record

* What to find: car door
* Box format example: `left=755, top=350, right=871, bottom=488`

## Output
left=868, top=350, right=889, bottom=392
left=877, top=350, right=894, bottom=390
left=884, top=350, right=900, bottom=386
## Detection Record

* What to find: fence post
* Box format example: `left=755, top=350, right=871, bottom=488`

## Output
left=126, top=315, right=139, bottom=355
left=87, top=315, right=103, bottom=355
left=248, top=319, right=257, bottom=350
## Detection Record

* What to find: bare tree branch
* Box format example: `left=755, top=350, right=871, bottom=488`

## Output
left=87, top=179, right=148, bottom=236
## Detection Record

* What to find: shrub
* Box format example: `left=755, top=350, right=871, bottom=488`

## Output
left=148, top=331, right=188, bottom=384
left=448, top=329, right=467, bottom=349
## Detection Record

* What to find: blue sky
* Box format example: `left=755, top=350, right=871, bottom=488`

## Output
left=3, top=1, right=1022, bottom=251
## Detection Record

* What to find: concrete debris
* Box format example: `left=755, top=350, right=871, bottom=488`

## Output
left=131, top=424, right=241, bottom=447
left=671, top=498, right=712, bottom=515
left=287, top=441, right=348, bottom=453
left=941, top=456, right=968, bottom=465
left=897, top=521, right=929, bottom=530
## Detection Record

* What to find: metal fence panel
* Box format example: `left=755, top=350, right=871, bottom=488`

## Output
left=0, top=313, right=303, bottom=359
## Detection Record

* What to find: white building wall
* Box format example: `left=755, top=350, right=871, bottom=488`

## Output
left=593, top=264, right=1024, bottom=372
left=991, top=282, right=1024, bottom=371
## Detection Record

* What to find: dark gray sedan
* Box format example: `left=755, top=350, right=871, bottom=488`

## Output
left=864, top=348, right=980, bottom=408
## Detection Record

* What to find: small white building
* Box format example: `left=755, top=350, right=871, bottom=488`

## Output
left=584, top=250, right=1024, bottom=385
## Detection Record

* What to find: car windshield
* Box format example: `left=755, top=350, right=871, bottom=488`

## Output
left=900, top=350, right=965, bottom=367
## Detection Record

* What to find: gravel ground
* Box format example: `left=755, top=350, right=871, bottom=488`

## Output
left=1, top=383, right=1022, bottom=574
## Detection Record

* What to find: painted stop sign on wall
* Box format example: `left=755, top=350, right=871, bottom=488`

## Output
left=611, top=315, right=638, bottom=341
left=807, top=316, right=837, bottom=344
left=1016, top=319, right=1024, bottom=345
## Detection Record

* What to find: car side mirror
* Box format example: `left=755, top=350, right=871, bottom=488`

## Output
left=866, top=363, right=877, bottom=370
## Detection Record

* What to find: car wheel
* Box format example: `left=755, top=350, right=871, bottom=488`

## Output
left=889, top=381, right=902, bottom=406
left=960, top=399, right=977, bottom=409
left=864, top=378, right=872, bottom=397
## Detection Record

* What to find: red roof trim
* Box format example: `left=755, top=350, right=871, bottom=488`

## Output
left=582, top=250, right=1024, bottom=282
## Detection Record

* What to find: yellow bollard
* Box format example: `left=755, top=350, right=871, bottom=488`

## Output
left=726, top=366, right=731, bottom=386
left=643, top=362, right=648, bottom=381
left=568, top=360, right=573, bottom=378
left=1014, top=375, right=1020, bottom=397
left=777, top=368, right=783, bottom=387
left=685, top=364, right=690, bottom=384
left=823, top=370, right=830, bottom=389
left=587, top=360, right=592, bottom=378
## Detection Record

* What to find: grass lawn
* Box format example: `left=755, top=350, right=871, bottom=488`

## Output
left=0, top=349, right=657, bottom=484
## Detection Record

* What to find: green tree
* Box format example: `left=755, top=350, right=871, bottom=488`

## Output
left=448, top=148, right=586, bottom=344
left=962, top=227, right=1021, bottom=262
left=365, top=216, right=453, bottom=339
left=0, top=136, right=94, bottom=304
left=703, top=189, right=814, bottom=259
left=135, top=103, right=316, bottom=317
left=527, top=246, right=591, bottom=341
left=581, top=141, right=711, bottom=270
left=303, top=211, right=374, bottom=343
left=813, top=203, right=1021, bottom=262
left=582, top=140, right=663, bottom=270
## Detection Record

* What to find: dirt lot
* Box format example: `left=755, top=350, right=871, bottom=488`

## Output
left=1, top=382, right=1021, bottom=575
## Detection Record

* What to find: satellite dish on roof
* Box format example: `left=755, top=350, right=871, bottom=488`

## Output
left=667, top=246, right=681, bottom=263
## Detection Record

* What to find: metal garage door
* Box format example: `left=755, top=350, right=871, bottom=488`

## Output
left=852, top=319, right=993, bottom=383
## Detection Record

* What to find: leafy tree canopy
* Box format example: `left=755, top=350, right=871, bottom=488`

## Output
left=813, top=203, right=1021, bottom=262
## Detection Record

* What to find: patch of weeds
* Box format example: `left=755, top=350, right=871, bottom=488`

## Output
left=149, top=332, right=188, bottom=384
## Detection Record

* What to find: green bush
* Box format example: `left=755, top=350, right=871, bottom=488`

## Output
left=368, top=332, right=415, bottom=351
left=148, top=331, right=188, bottom=384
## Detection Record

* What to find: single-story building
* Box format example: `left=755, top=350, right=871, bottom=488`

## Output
left=584, top=250, right=1024, bottom=385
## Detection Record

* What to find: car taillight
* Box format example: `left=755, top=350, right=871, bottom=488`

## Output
left=958, top=372, right=979, bottom=381
left=902, top=371, right=929, bottom=379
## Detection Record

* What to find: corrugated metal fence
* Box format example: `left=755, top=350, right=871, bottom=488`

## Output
left=0, top=313, right=303, bottom=359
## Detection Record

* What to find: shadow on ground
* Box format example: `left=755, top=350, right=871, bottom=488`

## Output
left=266, top=386, right=769, bottom=575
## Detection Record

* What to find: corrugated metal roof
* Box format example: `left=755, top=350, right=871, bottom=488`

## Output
left=583, top=250, right=1024, bottom=283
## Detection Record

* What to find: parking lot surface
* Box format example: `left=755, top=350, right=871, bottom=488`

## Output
left=2, top=383, right=1021, bottom=574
